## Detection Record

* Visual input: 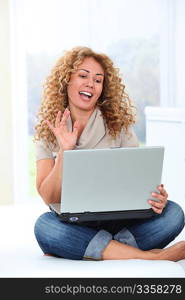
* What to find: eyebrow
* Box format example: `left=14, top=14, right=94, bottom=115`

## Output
left=78, top=68, right=104, bottom=76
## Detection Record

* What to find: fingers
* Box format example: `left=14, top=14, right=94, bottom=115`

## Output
left=55, top=111, right=62, bottom=127
left=46, top=108, right=70, bottom=133
left=151, top=192, right=165, bottom=203
left=151, top=206, right=163, bottom=214
left=149, top=193, right=167, bottom=208
left=148, top=184, right=168, bottom=214
left=148, top=198, right=164, bottom=214
left=150, top=185, right=168, bottom=203
left=148, top=199, right=164, bottom=209
left=60, top=108, right=70, bottom=131
left=157, top=185, right=168, bottom=198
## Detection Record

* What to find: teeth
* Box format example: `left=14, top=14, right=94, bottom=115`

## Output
left=79, top=91, right=92, bottom=97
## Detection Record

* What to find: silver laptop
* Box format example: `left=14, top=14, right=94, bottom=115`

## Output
left=50, top=146, right=164, bottom=223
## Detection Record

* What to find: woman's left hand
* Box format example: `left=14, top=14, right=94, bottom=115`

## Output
left=148, top=184, right=168, bottom=214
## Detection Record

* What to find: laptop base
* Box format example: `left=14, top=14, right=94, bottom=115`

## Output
left=49, top=204, right=154, bottom=223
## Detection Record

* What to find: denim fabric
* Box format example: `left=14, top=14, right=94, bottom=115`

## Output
left=125, top=200, right=185, bottom=250
left=34, top=200, right=185, bottom=260
left=34, top=211, right=98, bottom=260
left=114, top=227, right=139, bottom=248
left=83, top=230, right=112, bottom=260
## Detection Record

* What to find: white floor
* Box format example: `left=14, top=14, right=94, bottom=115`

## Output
left=0, top=203, right=185, bottom=278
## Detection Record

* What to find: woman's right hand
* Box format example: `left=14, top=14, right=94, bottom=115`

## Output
left=45, top=108, right=79, bottom=151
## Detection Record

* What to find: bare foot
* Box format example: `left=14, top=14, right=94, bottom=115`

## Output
left=157, top=241, right=185, bottom=261
left=102, top=239, right=185, bottom=261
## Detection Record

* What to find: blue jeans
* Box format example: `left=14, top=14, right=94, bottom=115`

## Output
left=34, top=200, right=185, bottom=260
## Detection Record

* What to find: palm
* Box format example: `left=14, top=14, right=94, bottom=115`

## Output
left=53, top=126, right=77, bottom=150
left=46, top=109, right=79, bottom=151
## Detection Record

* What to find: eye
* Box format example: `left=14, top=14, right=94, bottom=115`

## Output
left=79, top=74, right=87, bottom=78
left=95, top=79, right=102, bottom=83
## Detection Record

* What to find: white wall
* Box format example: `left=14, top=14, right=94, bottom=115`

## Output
left=145, top=107, right=185, bottom=212
left=146, top=1, right=185, bottom=210
left=0, top=0, right=14, bottom=205
left=10, top=0, right=29, bottom=204
left=160, top=0, right=185, bottom=107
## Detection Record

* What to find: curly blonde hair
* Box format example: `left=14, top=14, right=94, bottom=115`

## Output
left=34, top=46, right=136, bottom=147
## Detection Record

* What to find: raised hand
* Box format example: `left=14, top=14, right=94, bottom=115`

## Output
left=45, top=108, right=79, bottom=151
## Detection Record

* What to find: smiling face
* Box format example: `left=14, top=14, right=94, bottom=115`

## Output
left=67, top=57, right=104, bottom=113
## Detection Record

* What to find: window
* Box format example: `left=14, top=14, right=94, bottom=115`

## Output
left=12, top=0, right=161, bottom=200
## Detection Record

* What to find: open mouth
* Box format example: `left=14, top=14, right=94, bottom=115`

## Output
left=79, top=91, right=93, bottom=100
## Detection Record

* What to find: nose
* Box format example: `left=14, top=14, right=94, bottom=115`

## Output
left=86, top=77, right=94, bottom=89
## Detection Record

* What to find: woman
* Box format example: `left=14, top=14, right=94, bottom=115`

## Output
left=34, top=46, right=185, bottom=261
